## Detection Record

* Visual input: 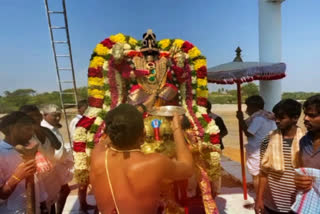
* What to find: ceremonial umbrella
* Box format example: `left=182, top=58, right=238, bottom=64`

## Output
left=207, top=47, right=286, bottom=200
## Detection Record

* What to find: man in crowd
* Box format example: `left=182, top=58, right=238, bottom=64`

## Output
left=0, top=112, right=40, bottom=213
left=236, top=95, right=276, bottom=195
left=256, top=99, right=303, bottom=214
left=41, top=104, right=73, bottom=214
left=295, top=95, right=320, bottom=195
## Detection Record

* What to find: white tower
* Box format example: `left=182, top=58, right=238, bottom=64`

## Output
left=259, top=0, right=286, bottom=111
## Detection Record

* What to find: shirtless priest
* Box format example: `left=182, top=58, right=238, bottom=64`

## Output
left=90, top=104, right=194, bottom=214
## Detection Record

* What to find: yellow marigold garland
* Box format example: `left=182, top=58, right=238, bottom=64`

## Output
left=109, top=33, right=126, bottom=43
left=88, top=77, right=104, bottom=87
left=158, top=39, right=171, bottom=49
left=188, top=46, right=201, bottom=59
left=94, top=44, right=109, bottom=56
left=194, top=58, right=207, bottom=71
left=128, top=37, right=138, bottom=46
left=88, top=89, right=104, bottom=99
left=89, top=56, right=105, bottom=68
left=172, top=39, right=184, bottom=49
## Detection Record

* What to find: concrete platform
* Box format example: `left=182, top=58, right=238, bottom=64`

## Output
left=217, top=187, right=255, bottom=214
left=220, top=155, right=252, bottom=184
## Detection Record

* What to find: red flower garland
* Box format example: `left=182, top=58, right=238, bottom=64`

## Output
left=202, top=114, right=212, bottom=123
left=210, top=133, right=220, bottom=145
left=88, top=97, right=104, bottom=108
left=114, top=63, right=132, bottom=79
left=196, top=66, right=207, bottom=79
left=76, top=116, right=96, bottom=129
left=197, top=97, right=208, bottom=106
left=100, top=38, right=114, bottom=49
left=88, top=67, right=103, bottom=78
left=73, top=142, right=86, bottom=152
left=172, top=65, right=187, bottom=83
left=181, top=41, right=194, bottom=53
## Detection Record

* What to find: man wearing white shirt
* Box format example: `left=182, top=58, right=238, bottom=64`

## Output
left=41, top=104, right=73, bottom=214
left=236, top=95, right=277, bottom=196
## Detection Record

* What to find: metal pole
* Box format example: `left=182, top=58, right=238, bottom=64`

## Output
left=237, top=82, right=248, bottom=200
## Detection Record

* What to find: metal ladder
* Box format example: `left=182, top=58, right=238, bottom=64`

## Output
left=44, top=0, right=78, bottom=148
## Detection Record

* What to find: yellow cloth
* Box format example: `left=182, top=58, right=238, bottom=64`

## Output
left=261, top=127, right=304, bottom=172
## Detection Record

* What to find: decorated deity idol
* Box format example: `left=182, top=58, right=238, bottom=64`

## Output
left=72, top=30, right=221, bottom=213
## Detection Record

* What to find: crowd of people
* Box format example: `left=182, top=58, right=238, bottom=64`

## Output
left=0, top=101, right=93, bottom=213
left=236, top=94, right=320, bottom=214
left=0, top=94, right=319, bottom=214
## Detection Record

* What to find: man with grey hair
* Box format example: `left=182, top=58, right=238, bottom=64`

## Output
left=41, top=104, right=73, bottom=214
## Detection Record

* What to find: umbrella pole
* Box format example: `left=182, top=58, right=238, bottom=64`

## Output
left=236, top=82, right=248, bottom=200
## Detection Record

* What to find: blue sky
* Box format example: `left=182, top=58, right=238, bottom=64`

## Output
left=0, top=0, right=319, bottom=95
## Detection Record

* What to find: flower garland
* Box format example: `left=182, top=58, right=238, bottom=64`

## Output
left=73, top=33, right=221, bottom=184
left=156, top=38, right=220, bottom=144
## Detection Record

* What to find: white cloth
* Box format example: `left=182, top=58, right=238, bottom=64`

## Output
left=246, top=150, right=261, bottom=176
left=40, top=120, right=74, bottom=185
left=0, top=140, right=46, bottom=213
left=246, top=116, right=276, bottom=176
left=69, top=114, right=82, bottom=141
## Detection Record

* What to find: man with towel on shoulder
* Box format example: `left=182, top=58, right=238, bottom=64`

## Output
left=255, top=99, right=304, bottom=214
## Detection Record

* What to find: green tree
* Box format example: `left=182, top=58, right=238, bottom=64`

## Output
left=241, top=83, right=259, bottom=98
